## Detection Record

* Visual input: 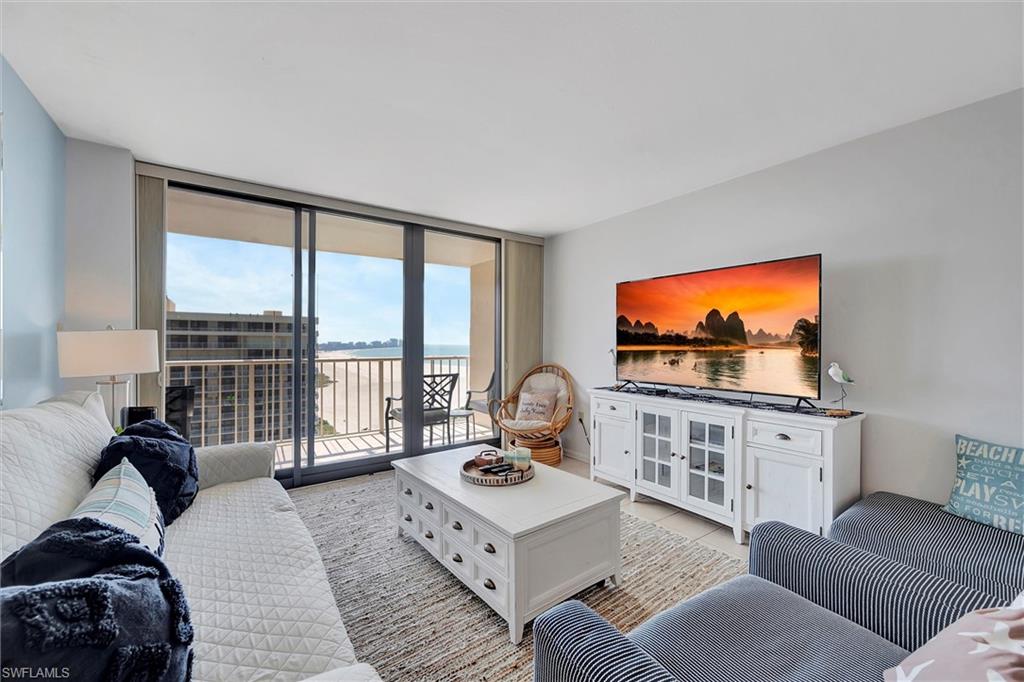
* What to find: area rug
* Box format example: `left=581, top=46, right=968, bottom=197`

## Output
left=290, top=471, right=746, bottom=681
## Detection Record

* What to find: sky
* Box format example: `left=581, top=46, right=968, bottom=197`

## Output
left=167, top=233, right=471, bottom=345
left=617, top=255, right=820, bottom=336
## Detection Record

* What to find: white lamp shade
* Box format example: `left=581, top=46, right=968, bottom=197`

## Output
left=57, top=329, right=160, bottom=378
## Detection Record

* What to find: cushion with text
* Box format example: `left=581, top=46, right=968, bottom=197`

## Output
left=945, top=434, right=1023, bottom=535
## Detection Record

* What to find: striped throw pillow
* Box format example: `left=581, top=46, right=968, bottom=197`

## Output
left=71, top=457, right=165, bottom=555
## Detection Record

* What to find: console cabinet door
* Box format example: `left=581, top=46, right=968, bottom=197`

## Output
left=745, top=446, right=823, bottom=534
left=683, top=413, right=733, bottom=515
left=593, top=415, right=634, bottom=484
left=635, top=406, right=680, bottom=499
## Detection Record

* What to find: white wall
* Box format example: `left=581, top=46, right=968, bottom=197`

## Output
left=63, top=138, right=135, bottom=395
left=544, top=90, right=1023, bottom=504
left=1, top=57, right=66, bottom=408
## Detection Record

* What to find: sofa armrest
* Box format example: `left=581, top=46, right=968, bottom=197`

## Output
left=533, top=601, right=674, bottom=682
left=195, top=442, right=276, bottom=489
left=748, top=521, right=1004, bottom=651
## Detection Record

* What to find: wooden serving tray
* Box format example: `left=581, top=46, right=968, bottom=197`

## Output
left=460, top=459, right=535, bottom=486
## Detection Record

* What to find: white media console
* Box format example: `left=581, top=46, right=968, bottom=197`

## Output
left=588, top=387, right=864, bottom=543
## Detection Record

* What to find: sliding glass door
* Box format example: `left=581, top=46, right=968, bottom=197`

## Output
left=164, top=185, right=500, bottom=485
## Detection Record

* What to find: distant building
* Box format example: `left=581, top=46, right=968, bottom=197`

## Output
left=165, top=300, right=312, bottom=447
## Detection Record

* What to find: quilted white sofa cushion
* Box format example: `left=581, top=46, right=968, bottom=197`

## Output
left=163, top=476, right=376, bottom=681
left=1, top=391, right=114, bottom=560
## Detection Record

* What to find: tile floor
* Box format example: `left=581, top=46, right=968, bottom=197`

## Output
left=557, top=456, right=749, bottom=561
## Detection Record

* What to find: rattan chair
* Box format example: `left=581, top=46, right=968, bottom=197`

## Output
left=490, top=363, right=574, bottom=465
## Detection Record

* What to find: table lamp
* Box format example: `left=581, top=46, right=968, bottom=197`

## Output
left=57, top=328, right=159, bottom=426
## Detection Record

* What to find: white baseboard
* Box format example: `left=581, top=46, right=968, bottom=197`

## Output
left=563, top=447, right=588, bottom=463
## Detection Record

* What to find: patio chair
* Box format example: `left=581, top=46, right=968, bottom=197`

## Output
left=463, top=371, right=499, bottom=437
left=384, top=373, right=459, bottom=452
left=490, top=363, right=574, bottom=465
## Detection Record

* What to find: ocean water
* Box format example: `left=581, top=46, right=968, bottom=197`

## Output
left=323, top=344, right=471, bottom=359
left=617, top=346, right=819, bottom=398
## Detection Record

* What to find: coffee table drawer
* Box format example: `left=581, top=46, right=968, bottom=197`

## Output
left=398, top=501, right=418, bottom=535
left=416, top=517, right=441, bottom=559
left=417, top=487, right=442, bottom=524
left=470, top=556, right=508, bottom=617
left=442, top=503, right=473, bottom=543
left=397, top=474, right=417, bottom=501
left=472, top=525, right=509, bottom=576
left=441, top=537, right=473, bottom=582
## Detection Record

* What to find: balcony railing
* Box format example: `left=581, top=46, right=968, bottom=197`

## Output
left=165, top=355, right=472, bottom=450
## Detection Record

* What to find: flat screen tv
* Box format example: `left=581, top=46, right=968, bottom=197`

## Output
left=616, top=254, right=821, bottom=399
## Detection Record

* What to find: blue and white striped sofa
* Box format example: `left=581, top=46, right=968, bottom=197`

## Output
left=827, top=491, right=1024, bottom=603
left=534, top=504, right=1015, bottom=682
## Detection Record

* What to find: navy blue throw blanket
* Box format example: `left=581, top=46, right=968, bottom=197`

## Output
left=96, top=419, right=199, bottom=525
left=1, top=518, right=193, bottom=681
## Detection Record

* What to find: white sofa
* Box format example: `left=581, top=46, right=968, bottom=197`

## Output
left=0, top=392, right=379, bottom=682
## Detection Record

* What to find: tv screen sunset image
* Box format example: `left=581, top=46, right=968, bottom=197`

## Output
left=616, top=255, right=821, bottom=398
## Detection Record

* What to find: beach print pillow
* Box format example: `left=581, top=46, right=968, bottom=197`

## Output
left=945, top=434, right=1024, bottom=535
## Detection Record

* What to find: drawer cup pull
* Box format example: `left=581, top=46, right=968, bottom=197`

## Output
left=424, top=502, right=434, bottom=510
left=403, top=488, right=412, bottom=496
left=609, top=405, right=616, bottom=411
left=424, top=530, right=434, bottom=539
left=745, top=484, right=753, bottom=490
left=452, top=553, right=463, bottom=563
left=452, top=521, right=463, bottom=531
left=403, top=514, right=412, bottom=522
left=483, top=542, right=496, bottom=554
left=483, top=578, right=496, bottom=590
left=775, top=433, right=792, bottom=441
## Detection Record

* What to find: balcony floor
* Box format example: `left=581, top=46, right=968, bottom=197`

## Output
left=274, top=420, right=495, bottom=469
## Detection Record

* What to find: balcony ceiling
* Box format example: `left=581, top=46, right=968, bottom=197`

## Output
left=3, top=2, right=1021, bottom=236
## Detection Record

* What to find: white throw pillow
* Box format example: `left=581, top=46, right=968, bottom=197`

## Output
left=70, top=457, right=165, bottom=555
left=516, top=390, right=558, bottom=422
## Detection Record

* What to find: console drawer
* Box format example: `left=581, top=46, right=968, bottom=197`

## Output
left=593, top=396, right=630, bottom=419
left=748, top=421, right=822, bottom=456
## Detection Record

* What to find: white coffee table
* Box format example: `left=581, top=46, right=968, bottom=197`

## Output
left=392, top=445, right=625, bottom=643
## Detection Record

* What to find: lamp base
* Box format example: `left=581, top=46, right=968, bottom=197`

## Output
left=96, top=377, right=131, bottom=428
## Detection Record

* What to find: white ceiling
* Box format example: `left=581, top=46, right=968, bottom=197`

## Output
left=3, top=2, right=1021, bottom=236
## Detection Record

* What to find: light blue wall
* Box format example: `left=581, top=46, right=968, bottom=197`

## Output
left=1, top=56, right=66, bottom=407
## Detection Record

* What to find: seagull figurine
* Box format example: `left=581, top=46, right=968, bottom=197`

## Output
left=828, top=362, right=854, bottom=409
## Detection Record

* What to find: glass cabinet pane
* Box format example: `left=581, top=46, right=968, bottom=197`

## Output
left=643, top=435, right=656, bottom=457
left=657, top=439, right=671, bottom=461
left=689, top=446, right=706, bottom=470
left=709, top=449, right=725, bottom=476
left=708, top=478, right=725, bottom=506
left=689, top=420, right=705, bottom=444
left=689, top=472, right=705, bottom=499
left=643, top=412, right=656, bottom=433
left=658, top=463, right=672, bottom=484
left=709, top=423, right=725, bottom=447
left=643, top=459, right=656, bottom=483
left=658, top=415, right=671, bottom=438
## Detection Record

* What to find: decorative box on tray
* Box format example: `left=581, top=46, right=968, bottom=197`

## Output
left=461, top=448, right=534, bottom=486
